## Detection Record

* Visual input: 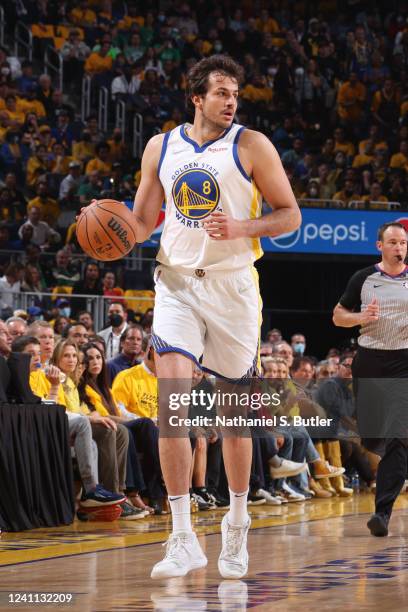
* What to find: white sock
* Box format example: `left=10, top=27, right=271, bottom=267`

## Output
left=168, top=493, right=192, bottom=533
left=229, top=487, right=249, bottom=526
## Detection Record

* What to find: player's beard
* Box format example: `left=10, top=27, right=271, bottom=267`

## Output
left=200, top=107, right=234, bottom=133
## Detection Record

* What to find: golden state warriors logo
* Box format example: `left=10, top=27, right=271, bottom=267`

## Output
left=172, top=169, right=219, bottom=221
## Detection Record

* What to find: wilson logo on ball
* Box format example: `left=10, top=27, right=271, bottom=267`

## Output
left=107, top=217, right=131, bottom=250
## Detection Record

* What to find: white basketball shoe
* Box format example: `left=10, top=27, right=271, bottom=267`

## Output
left=218, top=513, right=251, bottom=579
left=151, top=531, right=208, bottom=579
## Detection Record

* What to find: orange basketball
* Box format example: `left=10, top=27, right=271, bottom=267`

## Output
left=76, top=199, right=137, bottom=261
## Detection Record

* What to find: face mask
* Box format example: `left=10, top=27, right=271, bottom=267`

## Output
left=60, top=307, right=71, bottom=318
left=293, top=342, right=305, bottom=354
left=113, top=134, right=122, bottom=142
left=1, top=67, right=10, bottom=75
left=214, top=43, right=223, bottom=53
left=309, top=187, right=318, bottom=197
left=109, top=314, right=123, bottom=327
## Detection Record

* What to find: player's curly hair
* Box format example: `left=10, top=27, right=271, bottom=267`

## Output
left=186, top=54, right=244, bottom=110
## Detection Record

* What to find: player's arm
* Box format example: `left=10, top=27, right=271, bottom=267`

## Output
left=132, top=134, right=165, bottom=243
left=203, top=130, right=301, bottom=240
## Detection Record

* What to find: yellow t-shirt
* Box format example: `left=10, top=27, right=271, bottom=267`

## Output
left=27, top=196, right=59, bottom=226
left=352, top=153, right=374, bottom=168
left=84, top=52, right=113, bottom=75
left=112, top=363, right=158, bottom=419
left=85, top=384, right=118, bottom=417
left=390, top=152, right=408, bottom=169
left=62, top=377, right=90, bottom=415
left=29, top=370, right=66, bottom=406
left=334, top=141, right=355, bottom=157
left=85, top=157, right=112, bottom=176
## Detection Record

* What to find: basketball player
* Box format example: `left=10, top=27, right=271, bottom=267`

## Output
left=133, top=55, right=301, bottom=579
left=333, top=222, right=408, bottom=537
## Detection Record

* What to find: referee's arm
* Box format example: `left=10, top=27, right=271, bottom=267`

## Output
left=332, top=302, right=378, bottom=328
left=333, top=267, right=380, bottom=328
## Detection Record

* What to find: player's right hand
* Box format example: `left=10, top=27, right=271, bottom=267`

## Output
left=360, top=298, right=379, bottom=324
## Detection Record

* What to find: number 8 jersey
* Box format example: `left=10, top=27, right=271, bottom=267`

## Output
left=156, top=123, right=263, bottom=271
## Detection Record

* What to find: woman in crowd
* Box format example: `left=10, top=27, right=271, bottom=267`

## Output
left=79, top=342, right=163, bottom=515
left=51, top=338, right=139, bottom=519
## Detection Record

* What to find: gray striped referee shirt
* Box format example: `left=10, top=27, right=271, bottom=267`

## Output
left=339, top=264, right=408, bottom=350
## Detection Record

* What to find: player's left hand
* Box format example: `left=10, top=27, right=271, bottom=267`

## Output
left=203, top=211, right=245, bottom=240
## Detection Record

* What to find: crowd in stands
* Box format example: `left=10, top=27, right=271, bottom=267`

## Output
left=0, top=0, right=407, bottom=520
left=0, top=0, right=407, bottom=283
left=0, top=304, right=382, bottom=520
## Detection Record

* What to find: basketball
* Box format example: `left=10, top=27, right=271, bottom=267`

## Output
left=76, top=199, right=137, bottom=261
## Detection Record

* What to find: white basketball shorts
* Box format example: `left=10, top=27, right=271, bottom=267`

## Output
left=152, top=265, right=262, bottom=380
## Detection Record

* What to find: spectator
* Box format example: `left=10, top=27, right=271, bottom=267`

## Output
left=27, top=180, right=59, bottom=227
left=28, top=320, right=55, bottom=366
left=85, top=142, right=112, bottom=177
left=5, top=316, right=27, bottom=340
left=390, top=140, right=408, bottom=170
left=61, top=29, right=90, bottom=89
left=84, top=42, right=113, bottom=76
left=19, top=206, right=61, bottom=249
left=26, top=143, right=50, bottom=188
left=64, top=323, right=90, bottom=348
left=16, top=61, right=37, bottom=94
left=107, top=324, right=144, bottom=384
left=0, top=263, right=22, bottom=312
left=333, top=179, right=360, bottom=205
left=77, top=170, right=102, bottom=206
left=102, top=271, right=124, bottom=303
left=362, top=181, right=389, bottom=206
left=99, top=302, right=129, bottom=361
left=78, top=341, right=146, bottom=519
left=336, top=72, right=367, bottom=127
left=21, top=263, right=47, bottom=301
left=72, top=130, right=95, bottom=164
left=71, top=262, right=102, bottom=316
left=36, top=74, right=54, bottom=117
left=78, top=310, right=95, bottom=334
left=371, top=78, right=401, bottom=130
left=53, top=249, right=80, bottom=289
left=59, top=160, right=82, bottom=201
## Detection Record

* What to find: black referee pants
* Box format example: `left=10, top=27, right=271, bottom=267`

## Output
left=375, top=438, right=408, bottom=516
left=353, top=346, right=408, bottom=518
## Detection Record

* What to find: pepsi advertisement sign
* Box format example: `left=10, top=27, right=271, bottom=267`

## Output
left=134, top=204, right=406, bottom=255
left=262, top=209, right=406, bottom=255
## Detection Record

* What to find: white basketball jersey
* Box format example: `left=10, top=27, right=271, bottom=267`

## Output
left=157, top=123, right=263, bottom=271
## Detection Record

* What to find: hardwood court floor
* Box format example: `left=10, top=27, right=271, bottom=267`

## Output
left=1, top=493, right=408, bottom=611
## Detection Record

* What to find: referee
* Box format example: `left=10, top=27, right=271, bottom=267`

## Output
left=333, top=222, right=408, bottom=537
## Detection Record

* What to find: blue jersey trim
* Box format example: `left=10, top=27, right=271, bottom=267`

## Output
left=157, top=131, right=171, bottom=177
left=233, top=127, right=251, bottom=183
left=180, top=123, right=234, bottom=153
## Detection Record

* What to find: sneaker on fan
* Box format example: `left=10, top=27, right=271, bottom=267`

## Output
left=192, top=487, right=217, bottom=509
left=190, top=492, right=211, bottom=511
left=314, top=460, right=345, bottom=479
left=254, top=488, right=282, bottom=505
left=247, top=492, right=266, bottom=505
left=269, top=458, right=307, bottom=479
left=151, top=531, right=208, bottom=579
left=118, top=500, right=147, bottom=520
left=80, top=485, right=126, bottom=507
left=218, top=513, right=251, bottom=579
left=279, top=481, right=306, bottom=502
